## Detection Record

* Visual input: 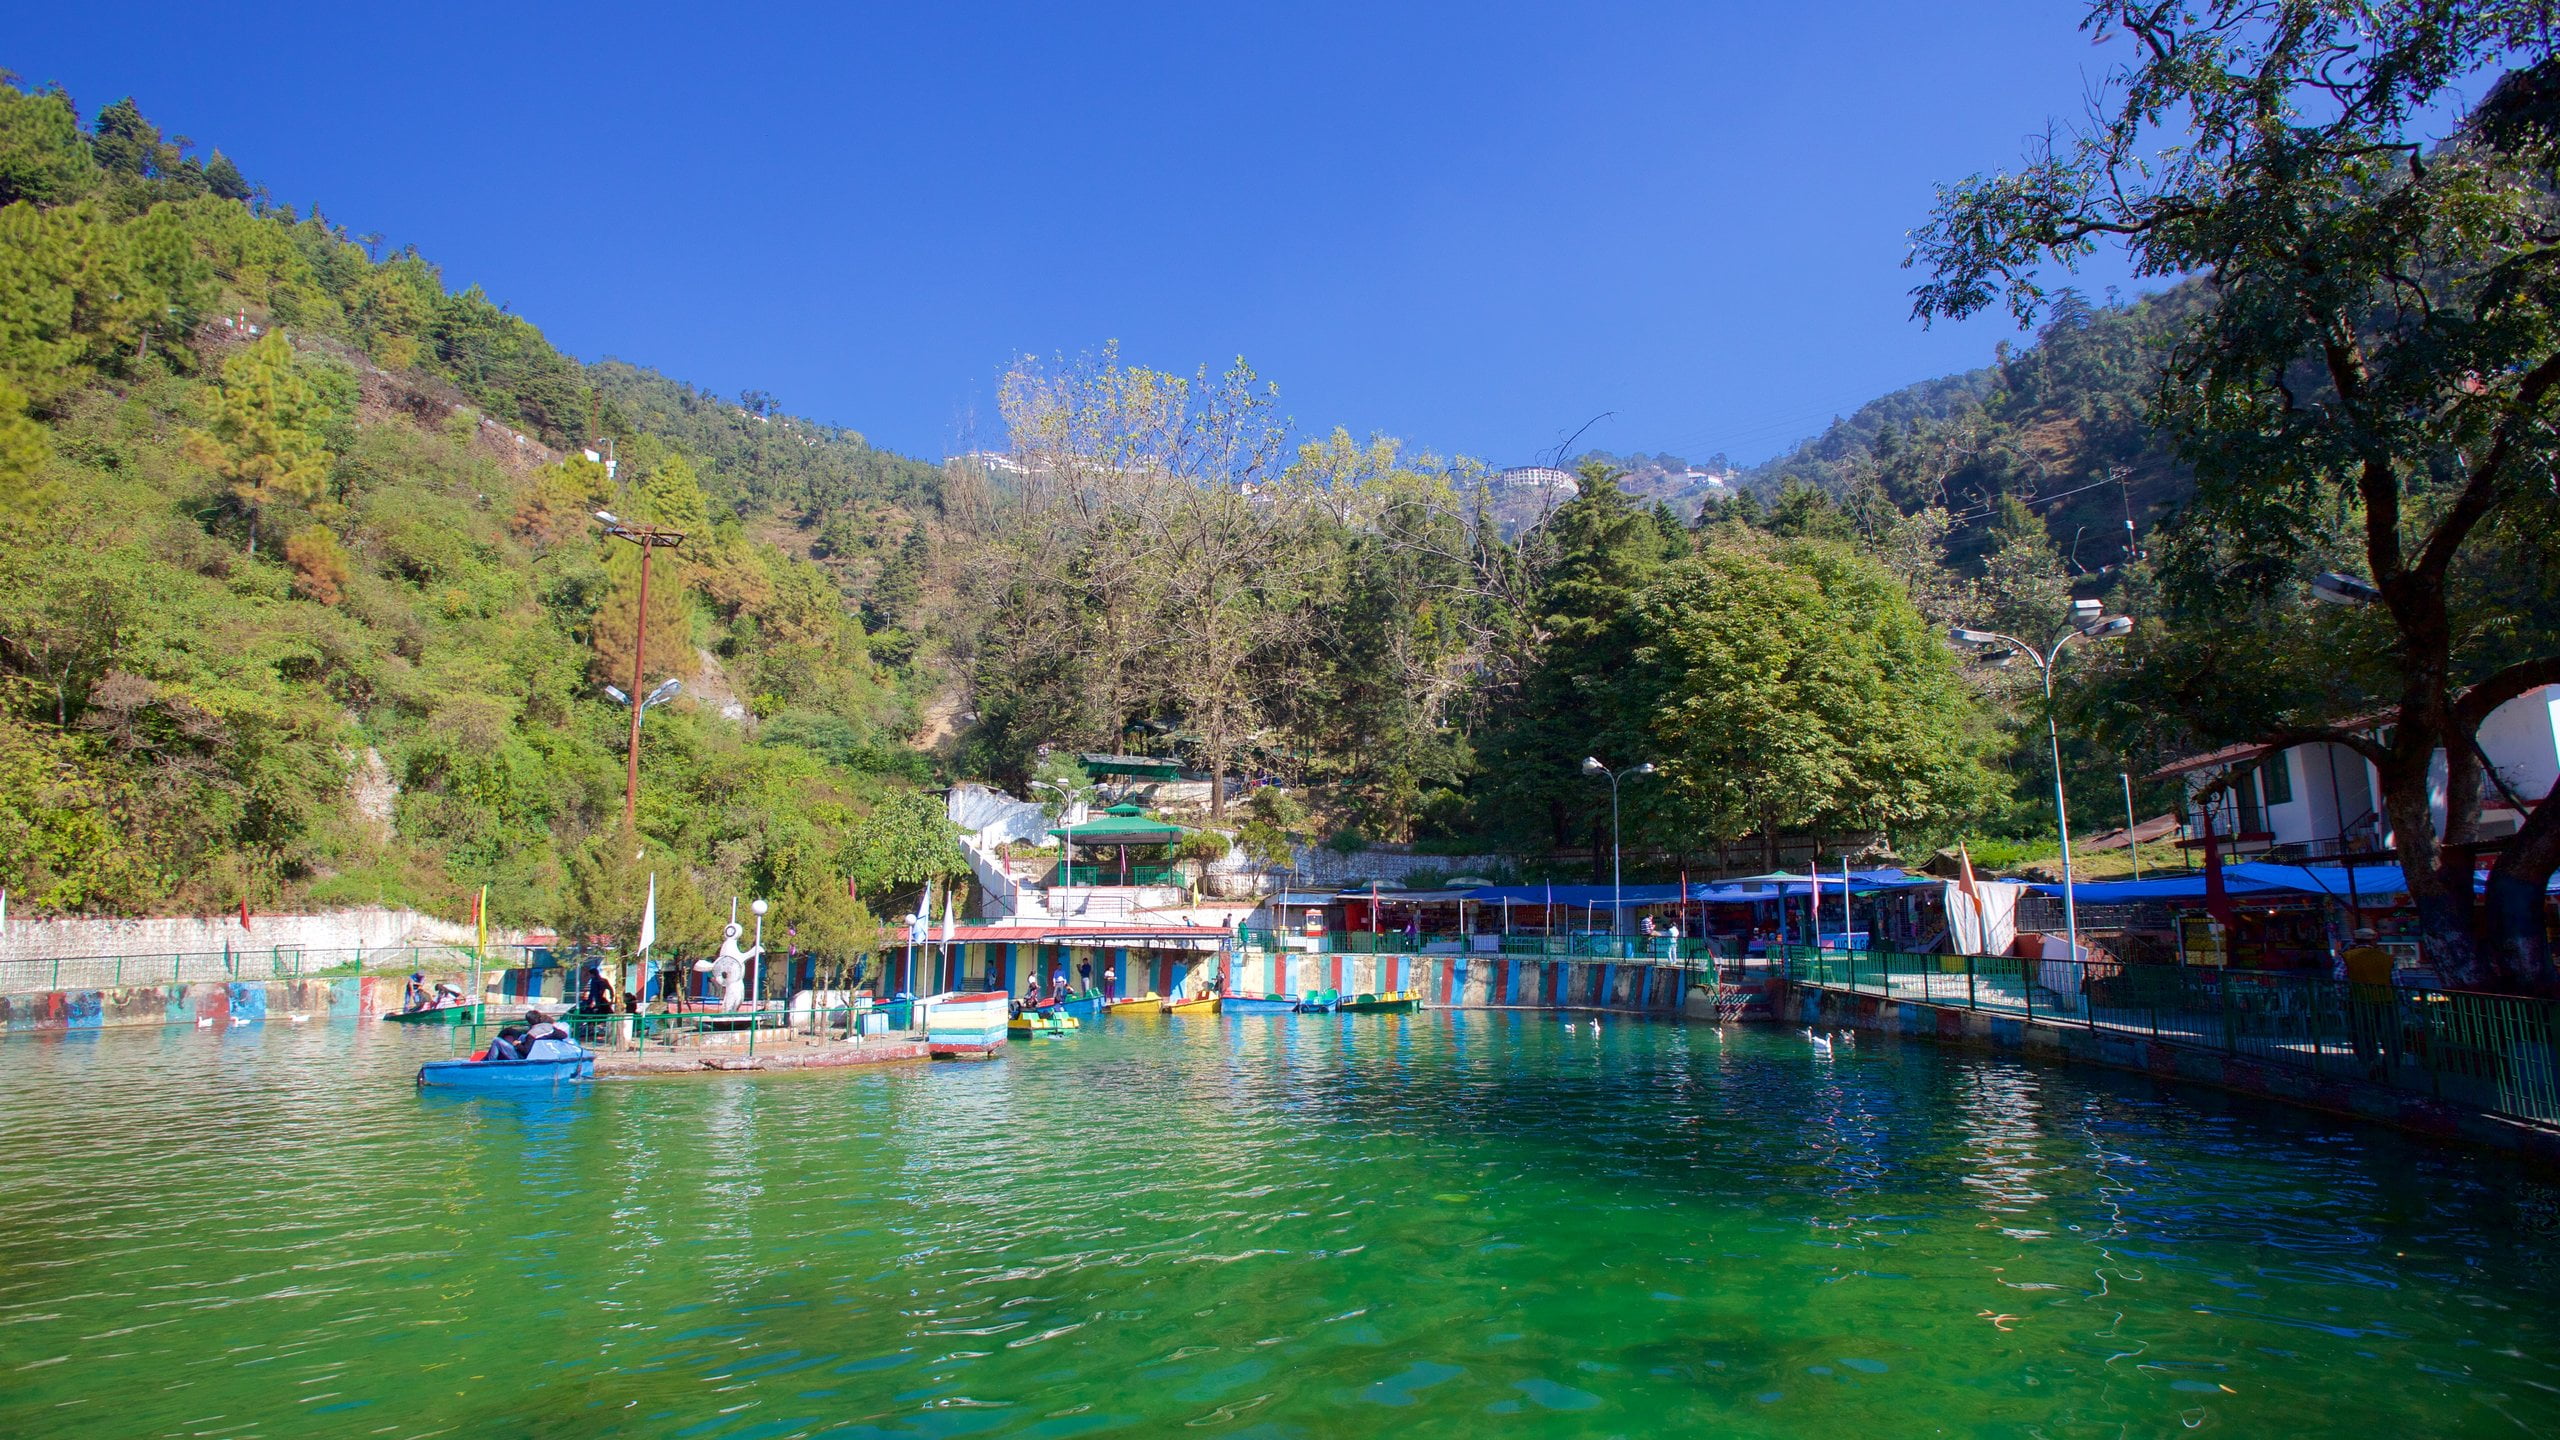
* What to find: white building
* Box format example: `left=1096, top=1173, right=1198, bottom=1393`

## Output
left=2156, top=685, right=2560, bottom=856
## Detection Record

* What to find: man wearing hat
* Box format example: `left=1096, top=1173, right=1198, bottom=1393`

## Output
left=2342, top=927, right=2397, bottom=1077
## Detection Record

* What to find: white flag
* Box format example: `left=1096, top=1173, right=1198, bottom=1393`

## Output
left=637, top=873, right=657, bottom=955
left=940, top=889, right=956, bottom=944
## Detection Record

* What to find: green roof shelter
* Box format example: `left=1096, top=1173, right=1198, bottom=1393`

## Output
left=1049, top=803, right=1188, bottom=887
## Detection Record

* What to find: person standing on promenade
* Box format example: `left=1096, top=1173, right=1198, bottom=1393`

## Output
left=2342, top=928, right=2398, bottom=1079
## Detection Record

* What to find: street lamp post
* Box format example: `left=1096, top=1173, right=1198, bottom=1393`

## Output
left=1031, top=778, right=1075, bottom=917
left=1949, top=602, right=2135, bottom=967
left=595, top=510, right=686, bottom=829
left=1580, top=757, right=1654, bottom=934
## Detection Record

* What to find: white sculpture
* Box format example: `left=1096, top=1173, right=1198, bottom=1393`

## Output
left=691, top=921, right=763, bottom=1013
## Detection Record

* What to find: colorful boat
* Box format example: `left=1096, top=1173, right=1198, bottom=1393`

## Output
left=1056, top=991, right=1107, bottom=1020
left=1009, top=1011, right=1080, bottom=1038
left=1337, top=991, right=1419, bottom=1013
left=1296, top=989, right=1341, bottom=1013
left=416, top=1050, right=594, bottom=1090
left=385, top=1003, right=485, bottom=1026
left=1221, top=993, right=1302, bottom=1015
left=1104, top=993, right=1165, bottom=1014
left=1160, top=995, right=1222, bottom=1015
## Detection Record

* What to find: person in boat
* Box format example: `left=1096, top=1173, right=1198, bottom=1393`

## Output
left=400, top=973, right=431, bottom=1013
left=481, top=1025, right=530, bottom=1061
left=518, top=1009, right=582, bottom=1061
left=431, top=979, right=467, bottom=1008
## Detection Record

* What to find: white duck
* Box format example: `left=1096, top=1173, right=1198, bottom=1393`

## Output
left=195, top=1016, right=216, bottom=1029
left=1805, top=1027, right=1834, bottom=1058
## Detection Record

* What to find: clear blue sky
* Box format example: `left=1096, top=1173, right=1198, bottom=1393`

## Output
left=10, top=2, right=2148, bottom=466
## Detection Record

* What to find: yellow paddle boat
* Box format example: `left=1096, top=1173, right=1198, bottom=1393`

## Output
left=1103, top=992, right=1165, bottom=1014
left=1160, top=994, right=1222, bottom=1015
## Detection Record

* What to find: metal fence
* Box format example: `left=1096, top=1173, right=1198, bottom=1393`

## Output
left=1235, top=928, right=1727, bottom=962
left=0, top=944, right=546, bottom=995
left=1775, top=946, right=2560, bottom=1128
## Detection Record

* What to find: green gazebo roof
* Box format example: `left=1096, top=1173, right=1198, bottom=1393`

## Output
left=1050, top=802, right=1187, bottom=846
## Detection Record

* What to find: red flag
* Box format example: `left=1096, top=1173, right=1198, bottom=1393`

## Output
left=238, top=896, right=251, bottom=930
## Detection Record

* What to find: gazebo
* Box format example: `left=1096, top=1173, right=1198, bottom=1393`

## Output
left=1049, top=802, right=1187, bottom=887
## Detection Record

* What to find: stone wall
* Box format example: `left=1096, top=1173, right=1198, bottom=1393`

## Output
left=1775, top=978, right=2560, bottom=1165
left=0, top=907, right=517, bottom=965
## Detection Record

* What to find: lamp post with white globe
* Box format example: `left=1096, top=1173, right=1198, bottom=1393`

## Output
left=749, top=898, right=770, bottom=1006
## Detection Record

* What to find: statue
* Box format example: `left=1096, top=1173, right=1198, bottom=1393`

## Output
left=691, top=921, right=763, bottom=1013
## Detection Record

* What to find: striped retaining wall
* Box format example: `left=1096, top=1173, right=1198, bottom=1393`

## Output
left=0, top=975, right=402, bottom=1032
left=1230, top=950, right=1708, bottom=1014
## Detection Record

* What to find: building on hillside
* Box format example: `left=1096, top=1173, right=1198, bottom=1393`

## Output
left=2151, top=684, right=2560, bottom=859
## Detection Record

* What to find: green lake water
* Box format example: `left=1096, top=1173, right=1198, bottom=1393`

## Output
left=2, top=1013, right=2556, bottom=1438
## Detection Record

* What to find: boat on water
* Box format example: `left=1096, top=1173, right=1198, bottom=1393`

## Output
left=385, top=1003, right=485, bottom=1027
left=1103, top=993, right=1165, bottom=1014
left=1160, top=995, right=1222, bottom=1015
left=1296, top=989, right=1342, bottom=1013
left=1009, top=1011, right=1080, bottom=1038
left=1054, top=991, right=1106, bottom=1020
left=416, top=1050, right=594, bottom=1090
left=1337, top=991, right=1419, bottom=1013
left=1221, top=993, right=1302, bottom=1015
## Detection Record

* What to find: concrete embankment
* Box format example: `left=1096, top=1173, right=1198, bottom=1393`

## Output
left=596, top=1038, right=932, bottom=1076
left=1775, top=977, right=2560, bottom=1166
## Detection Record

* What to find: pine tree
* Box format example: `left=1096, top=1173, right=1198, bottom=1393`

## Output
left=183, top=332, right=335, bottom=553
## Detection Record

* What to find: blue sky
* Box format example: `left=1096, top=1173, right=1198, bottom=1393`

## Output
left=10, top=2, right=2149, bottom=466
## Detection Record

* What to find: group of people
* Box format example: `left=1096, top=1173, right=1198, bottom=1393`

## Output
left=1013, top=957, right=1102, bottom=1014
left=475, top=1008, right=583, bottom=1062
left=398, top=973, right=469, bottom=1012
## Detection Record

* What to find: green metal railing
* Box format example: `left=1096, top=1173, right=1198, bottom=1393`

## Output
left=1774, top=946, right=2560, bottom=1128
left=1055, top=863, right=1179, bottom=886
left=1, top=943, right=546, bottom=994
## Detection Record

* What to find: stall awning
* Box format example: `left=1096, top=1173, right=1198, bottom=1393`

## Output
left=1050, top=802, right=1186, bottom=846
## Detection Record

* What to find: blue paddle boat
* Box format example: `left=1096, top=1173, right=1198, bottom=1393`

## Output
left=1222, top=993, right=1304, bottom=1015
left=1296, top=989, right=1342, bottom=1013
left=417, top=1050, right=596, bottom=1090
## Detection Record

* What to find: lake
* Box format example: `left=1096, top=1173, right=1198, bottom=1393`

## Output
left=1, top=1011, right=2553, bottom=1437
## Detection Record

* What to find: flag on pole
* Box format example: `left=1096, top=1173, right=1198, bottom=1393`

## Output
left=0, top=889, right=7, bottom=932
left=1955, top=842, right=1984, bottom=956
left=939, top=889, right=956, bottom=945
left=638, top=873, right=658, bottom=955
left=474, top=885, right=488, bottom=956
left=239, top=895, right=251, bottom=930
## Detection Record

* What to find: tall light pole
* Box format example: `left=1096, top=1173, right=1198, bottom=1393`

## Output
left=596, top=510, right=685, bottom=829
left=1581, top=757, right=1654, bottom=930
left=1950, top=600, right=2135, bottom=966
left=1031, top=777, right=1075, bottom=917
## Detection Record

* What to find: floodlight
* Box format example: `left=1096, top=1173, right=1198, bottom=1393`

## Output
left=1949, top=626, right=1997, bottom=646
left=2312, top=571, right=2381, bottom=605
left=594, top=510, right=620, bottom=525
left=1582, top=757, right=1606, bottom=775
left=603, top=684, right=630, bottom=705
left=2090, top=616, right=2135, bottom=638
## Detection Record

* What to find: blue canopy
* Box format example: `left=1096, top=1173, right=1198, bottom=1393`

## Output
left=2023, top=871, right=2302, bottom=902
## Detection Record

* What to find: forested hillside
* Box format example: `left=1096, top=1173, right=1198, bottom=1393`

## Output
left=1748, top=282, right=2208, bottom=569
left=0, top=80, right=960, bottom=945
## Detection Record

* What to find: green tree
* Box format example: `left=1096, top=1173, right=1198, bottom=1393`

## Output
left=185, top=331, right=335, bottom=553
left=0, top=82, right=97, bottom=206
left=838, top=786, right=965, bottom=899
left=1629, top=541, right=2002, bottom=863
left=1476, top=458, right=1683, bottom=853
left=1911, top=0, right=2560, bottom=989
